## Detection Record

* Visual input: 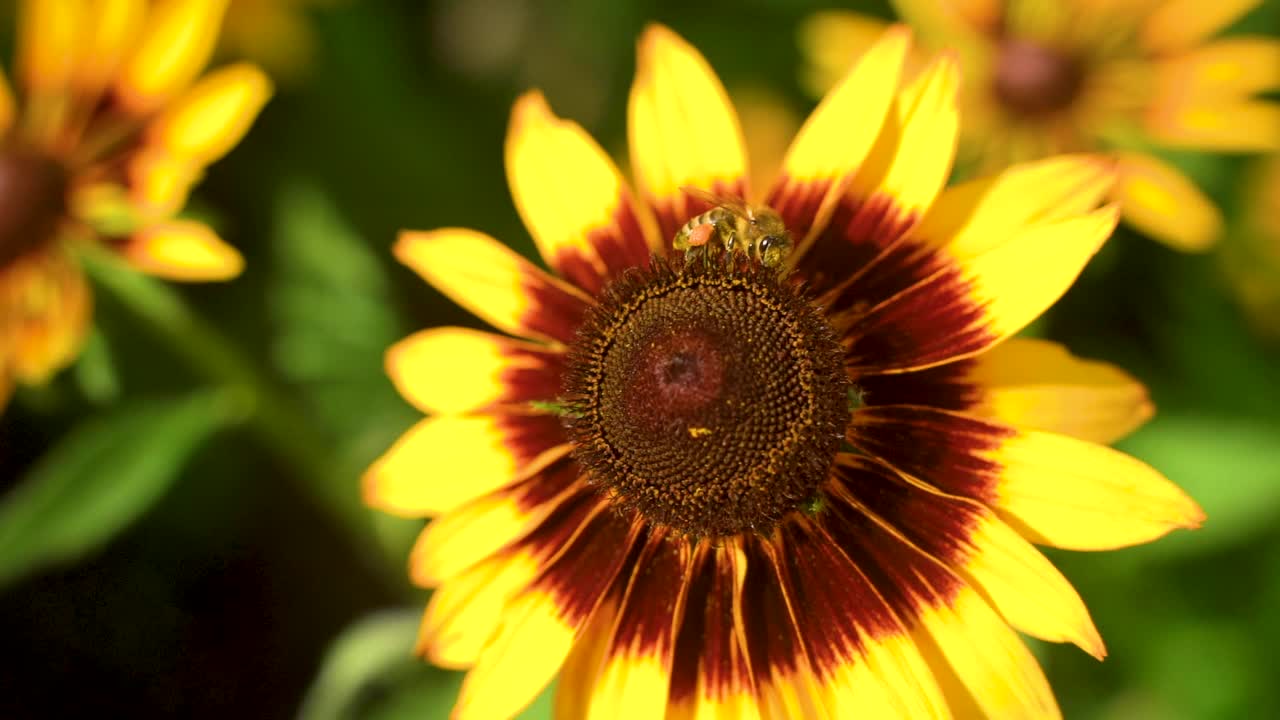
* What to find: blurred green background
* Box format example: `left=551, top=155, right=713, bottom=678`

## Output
left=1, top=0, right=1279, bottom=718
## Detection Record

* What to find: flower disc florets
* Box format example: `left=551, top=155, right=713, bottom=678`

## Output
left=0, top=145, right=68, bottom=269
left=563, top=250, right=850, bottom=537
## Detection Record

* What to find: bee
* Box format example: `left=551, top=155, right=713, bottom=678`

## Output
left=672, top=188, right=792, bottom=270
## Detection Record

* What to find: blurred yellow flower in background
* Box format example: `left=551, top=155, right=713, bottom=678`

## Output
left=0, top=0, right=271, bottom=408
left=802, top=0, right=1280, bottom=251
left=1223, top=154, right=1280, bottom=340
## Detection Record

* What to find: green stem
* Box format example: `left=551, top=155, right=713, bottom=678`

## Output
left=80, top=244, right=404, bottom=594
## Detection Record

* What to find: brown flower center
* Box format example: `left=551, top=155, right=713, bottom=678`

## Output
left=993, top=39, right=1084, bottom=117
left=563, top=253, right=850, bottom=537
left=0, top=144, right=69, bottom=270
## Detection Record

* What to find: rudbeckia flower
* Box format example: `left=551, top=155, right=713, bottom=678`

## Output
left=0, top=0, right=271, bottom=407
left=801, top=0, right=1280, bottom=251
left=1223, top=154, right=1280, bottom=339
left=366, top=24, right=1204, bottom=719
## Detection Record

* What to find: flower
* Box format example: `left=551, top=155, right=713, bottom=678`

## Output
left=366, top=24, right=1204, bottom=719
left=801, top=1, right=1280, bottom=251
left=0, top=0, right=272, bottom=408
left=1222, top=154, right=1280, bottom=339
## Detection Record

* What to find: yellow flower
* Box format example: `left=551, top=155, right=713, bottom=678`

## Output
left=367, top=24, right=1203, bottom=719
left=0, top=0, right=271, bottom=408
left=802, top=0, right=1280, bottom=252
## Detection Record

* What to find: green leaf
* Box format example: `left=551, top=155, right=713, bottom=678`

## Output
left=0, top=390, right=240, bottom=587
left=1117, top=414, right=1280, bottom=559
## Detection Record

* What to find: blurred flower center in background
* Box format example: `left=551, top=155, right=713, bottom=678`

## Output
left=801, top=0, right=1280, bottom=252
left=0, top=0, right=272, bottom=409
left=993, top=37, right=1083, bottom=116
left=0, top=145, right=68, bottom=268
left=366, top=21, right=1205, bottom=720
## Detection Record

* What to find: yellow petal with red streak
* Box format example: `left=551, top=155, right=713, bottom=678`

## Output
left=417, top=551, right=541, bottom=668
left=555, top=596, right=619, bottom=720
left=818, top=633, right=952, bottom=719
left=1147, top=99, right=1280, bottom=152
left=993, top=429, right=1206, bottom=550
left=150, top=63, right=273, bottom=166
left=1141, top=0, right=1261, bottom=54
left=960, top=512, right=1105, bottom=659
left=116, top=0, right=230, bottom=112
left=452, top=591, right=583, bottom=720
left=628, top=24, right=748, bottom=215
left=849, top=53, right=959, bottom=220
left=394, top=228, right=591, bottom=344
left=964, top=337, right=1154, bottom=444
left=915, top=588, right=1061, bottom=720
left=362, top=414, right=557, bottom=518
left=1113, top=151, right=1223, bottom=251
left=507, top=91, right=657, bottom=282
left=121, top=220, right=243, bottom=281
left=919, top=154, right=1117, bottom=259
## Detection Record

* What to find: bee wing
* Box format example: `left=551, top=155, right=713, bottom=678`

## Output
left=680, top=186, right=750, bottom=217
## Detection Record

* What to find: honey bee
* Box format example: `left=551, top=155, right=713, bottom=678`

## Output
left=672, top=188, right=792, bottom=269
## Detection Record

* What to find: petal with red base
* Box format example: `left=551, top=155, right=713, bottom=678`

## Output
left=385, top=327, right=565, bottom=415
left=507, top=91, right=656, bottom=293
left=362, top=413, right=568, bottom=518
left=848, top=405, right=1206, bottom=550
left=628, top=24, right=748, bottom=241
left=408, top=457, right=584, bottom=587
left=587, top=531, right=693, bottom=719
left=395, top=229, right=591, bottom=345
left=857, top=338, right=1153, bottom=444
left=666, top=542, right=762, bottom=720
left=844, top=206, right=1118, bottom=373
left=767, top=26, right=908, bottom=249
left=451, top=508, right=642, bottom=720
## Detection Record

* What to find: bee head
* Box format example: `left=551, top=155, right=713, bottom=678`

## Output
left=758, top=233, right=791, bottom=268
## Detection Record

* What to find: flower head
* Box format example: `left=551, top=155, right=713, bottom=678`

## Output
left=0, top=0, right=271, bottom=407
left=802, top=0, right=1280, bottom=251
left=367, top=24, right=1204, bottom=719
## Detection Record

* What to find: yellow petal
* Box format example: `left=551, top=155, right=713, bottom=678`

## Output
left=628, top=24, right=748, bottom=235
left=0, top=247, right=92, bottom=384
left=394, top=228, right=591, bottom=344
left=408, top=462, right=580, bottom=587
left=890, top=0, right=1000, bottom=45
left=1147, top=99, right=1280, bottom=152
left=385, top=327, right=561, bottom=415
left=127, top=147, right=201, bottom=217
left=587, top=537, right=693, bottom=720
left=918, top=154, right=1117, bottom=259
left=1141, top=0, right=1261, bottom=54
left=1113, top=151, right=1223, bottom=251
left=797, top=11, right=895, bottom=99
left=120, top=220, right=243, bottom=281
left=361, top=414, right=568, bottom=518
left=149, top=63, right=273, bottom=166
left=820, top=633, right=951, bottom=720
left=417, top=551, right=541, bottom=668
left=507, top=91, right=657, bottom=292
left=17, top=0, right=83, bottom=93
left=1157, top=38, right=1280, bottom=102
left=849, top=52, right=959, bottom=221
left=915, top=588, right=1061, bottom=720
left=963, top=337, right=1154, bottom=444
left=556, top=596, right=620, bottom=720
left=116, top=0, right=230, bottom=112
left=74, top=0, right=145, bottom=93
left=993, top=429, right=1206, bottom=550
left=960, top=512, right=1105, bottom=659
left=770, top=26, right=908, bottom=241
